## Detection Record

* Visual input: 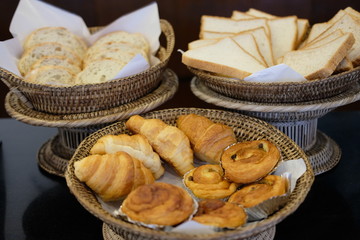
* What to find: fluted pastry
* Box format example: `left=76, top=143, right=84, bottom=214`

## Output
left=192, top=199, right=247, bottom=228
left=121, top=182, right=195, bottom=226
left=90, top=134, right=164, bottom=179
left=228, top=175, right=287, bottom=208
left=221, top=140, right=280, bottom=184
left=177, top=114, right=237, bottom=164
left=125, top=115, right=194, bottom=175
left=184, top=164, right=238, bottom=199
left=74, top=152, right=155, bottom=201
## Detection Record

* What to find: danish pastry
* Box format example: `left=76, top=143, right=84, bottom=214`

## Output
left=183, top=164, right=238, bottom=199
left=90, top=134, right=164, bottom=179
left=192, top=199, right=247, bottom=228
left=121, top=182, right=195, bottom=226
left=74, top=152, right=154, bottom=201
left=228, top=175, right=287, bottom=208
left=221, top=140, right=280, bottom=184
left=125, top=115, right=194, bottom=175
left=177, top=114, right=237, bottom=164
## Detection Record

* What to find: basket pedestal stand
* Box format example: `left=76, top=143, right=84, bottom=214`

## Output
left=191, top=77, right=360, bottom=175
left=5, top=69, right=179, bottom=177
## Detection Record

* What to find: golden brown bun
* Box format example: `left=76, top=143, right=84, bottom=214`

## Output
left=192, top=199, right=247, bottom=228
left=121, top=182, right=195, bottom=226
left=74, top=152, right=154, bottom=201
left=184, top=164, right=238, bottom=199
left=228, top=175, right=287, bottom=208
left=125, top=115, right=194, bottom=175
left=177, top=114, right=237, bottom=164
left=90, top=134, right=164, bottom=179
left=221, top=140, right=280, bottom=184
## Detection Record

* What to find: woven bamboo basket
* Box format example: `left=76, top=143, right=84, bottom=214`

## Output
left=187, top=66, right=360, bottom=103
left=65, top=108, right=314, bottom=240
left=0, top=19, right=175, bottom=114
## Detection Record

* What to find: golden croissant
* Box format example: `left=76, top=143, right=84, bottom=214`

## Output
left=90, top=134, right=164, bottom=179
left=177, top=113, right=237, bottom=164
left=125, top=115, right=194, bottom=175
left=74, top=151, right=155, bottom=201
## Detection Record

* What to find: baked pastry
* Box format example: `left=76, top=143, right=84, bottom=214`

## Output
left=228, top=175, right=287, bottom=208
left=74, top=151, right=154, bottom=201
left=90, top=134, right=164, bottom=179
left=183, top=164, right=238, bottom=199
left=192, top=199, right=247, bottom=228
left=221, top=140, right=280, bottom=184
left=177, top=114, right=237, bottom=164
left=125, top=115, right=194, bottom=175
left=121, top=182, right=195, bottom=226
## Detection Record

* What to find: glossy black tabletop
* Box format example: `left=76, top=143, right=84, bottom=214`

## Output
left=0, top=111, right=359, bottom=240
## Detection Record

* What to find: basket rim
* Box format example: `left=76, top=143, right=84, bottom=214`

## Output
left=65, top=107, right=314, bottom=240
left=0, top=19, right=175, bottom=91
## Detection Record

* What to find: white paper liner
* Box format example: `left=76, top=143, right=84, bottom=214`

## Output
left=0, top=0, right=161, bottom=81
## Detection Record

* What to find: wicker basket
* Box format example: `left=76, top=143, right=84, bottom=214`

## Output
left=65, top=108, right=314, bottom=240
left=0, top=19, right=175, bottom=114
left=188, top=66, right=360, bottom=103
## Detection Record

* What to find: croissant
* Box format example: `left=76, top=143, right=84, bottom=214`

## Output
left=183, top=164, right=238, bottom=199
left=90, top=134, right=165, bottom=179
left=221, top=140, right=281, bottom=184
left=121, top=182, right=195, bottom=226
left=192, top=199, right=247, bottom=228
left=228, top=175, right=287, bottom=208
left=74, top=151, right=155, bottom=201
left=125, top=115, right=194, bottom=175
left=177, top=114, right=237, bottom=164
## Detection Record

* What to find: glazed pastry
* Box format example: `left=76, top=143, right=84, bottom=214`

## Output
left=125, top=115, right=194, bottom=175
left=121, top=182, right=195, bottom=226
left=221, top=140, right=281, bottom=184
left=74, top=152, right=155, bottom=201
left=183, top=164, right=238, bottom=199
left=177, top=114, right=237, bottom=164
left=192, top=199, right=247, bottom=228
left=228, top=175, right=287, bottom=208
left=90, top=134, right=164, bottom=179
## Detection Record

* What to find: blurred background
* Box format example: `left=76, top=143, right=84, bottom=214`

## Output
left=1, top=0, right=360, bottom=117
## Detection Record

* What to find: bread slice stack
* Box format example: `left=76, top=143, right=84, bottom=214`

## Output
left=183, top=7, right=360, bottom=81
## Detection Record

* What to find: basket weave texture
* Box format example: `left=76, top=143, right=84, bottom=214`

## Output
left=65, top=108, right=314, bottom=240
left=188, top=66, right=360, bottom=103
left=0, top=19, right=175, bottom=114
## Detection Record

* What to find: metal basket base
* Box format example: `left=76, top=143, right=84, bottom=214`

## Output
left=102, top=223, right=276, bottom=240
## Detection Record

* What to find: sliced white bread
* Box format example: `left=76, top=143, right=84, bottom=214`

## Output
left=232, top=32, right=268, bottom=66
left=249, top=27, right=275, bottom=66
left=231, top=10, right=256, bottom=20
left=344, top=7, right=360, bottom=19
left=18, top=42, right=82, bottom=76
left=246, top=8, right=277, bottom=19
left=30, top=55, right=81, bottom=74
left=24, top=65, right=75, bottom=86
left=200, top=16, right=270, bottom=37
left=92, top=31, right=150, bottom=54
left=23, top=27, right=88, bottom=58
left=182, top=37, right=266, bottom=79
left=267, top=16, right=298, bottom=61
left=309, top=13, right=360, bottom=66
left=301, top=29, right=344, bottom=50
left=188, top=38, right=219, bottom=50
left=334, top=57, right=353, bottom=73
left=76, top=59, right=127, bottom=84
left=200, top=31, right=235, bottom=39
left=280, top=32, right=355, bottom=80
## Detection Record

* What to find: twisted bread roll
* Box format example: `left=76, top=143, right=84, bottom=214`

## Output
left=193, top=199, right=247, bottom=228
left=228, top=175, right=287, bottom=208
left=177, top=114, right=237, bottom=164
left=221, top=140, right=280, bottom=184
left=74, top=152, right=154, bottom=201
left=125, top=115, right=194, bottom=175
left=184, top=164, right=238, bottom=199
left=90, top=134, right=164, bottom=179
left=121, top=182, right=195, bottom=226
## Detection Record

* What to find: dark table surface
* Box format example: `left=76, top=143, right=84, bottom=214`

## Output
left=0, top=111, right=359, bottom=240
